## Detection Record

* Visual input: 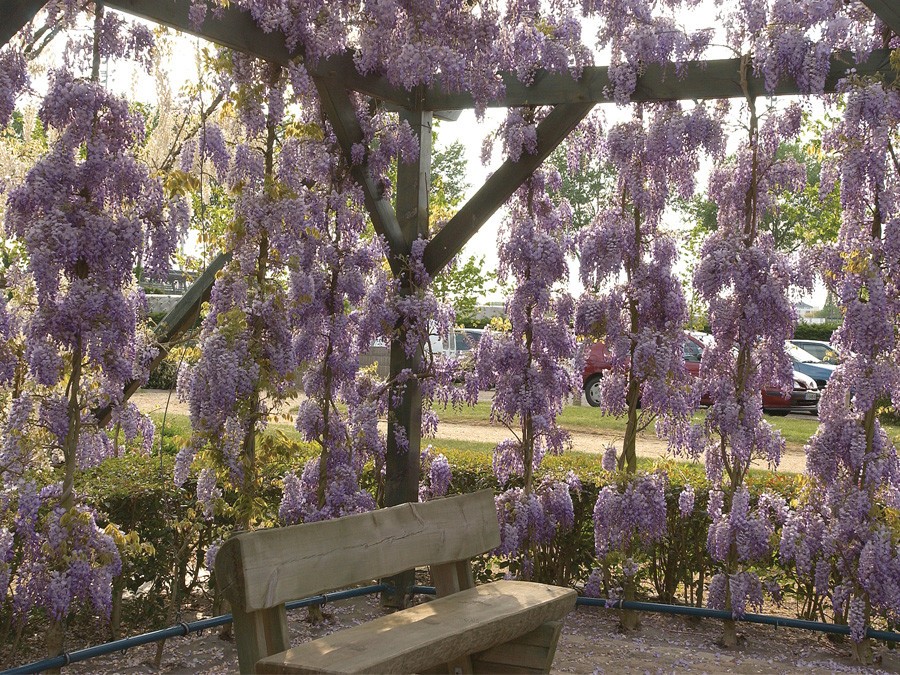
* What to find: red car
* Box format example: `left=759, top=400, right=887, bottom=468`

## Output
left=582, top=333, right=819, bottom=415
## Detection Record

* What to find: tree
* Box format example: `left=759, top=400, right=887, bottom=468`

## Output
left=430, top=255, right=494, bottom=326
left=683, top=135, right=843, bottom=256
left=783, top=79, right=900, bottom=665
left=429, top=136, right=495, bottom=325
left=472, top=107, right=578, bottom=584
left=548, top=130, right=616, bottom=232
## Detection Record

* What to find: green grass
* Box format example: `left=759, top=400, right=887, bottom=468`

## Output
left=148, top=404, right=900, bottom=476
left=436, top=400, right=900, bottom=452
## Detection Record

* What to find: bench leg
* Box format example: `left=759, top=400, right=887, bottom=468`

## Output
left=469, top=620, right=564, bottom=674
left=232, top=605, right=289, bottom=674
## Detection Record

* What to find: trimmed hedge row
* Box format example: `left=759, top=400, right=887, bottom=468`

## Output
left=78, top=438, right=806, bottom=619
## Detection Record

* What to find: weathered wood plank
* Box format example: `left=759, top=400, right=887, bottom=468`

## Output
left=472, top=620, right=563, bottom=672
left=215, top=490, right=500, bottom=613
left=860, top=0, right=900, bottom=36
left=423, top=101, right=595, bottom=276
left=232, top=604, right=290, bottom=674
left=422, top=50, right=892, bottom=110
left=0, top=0, right=47, bottom=47
left=255, top=581, right=576, bottom=674
left=431, top=559, right=476, bottom=597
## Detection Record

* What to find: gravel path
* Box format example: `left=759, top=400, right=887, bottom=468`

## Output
left=131, top=390, right=808, bottom=474
left=61, top=594, right=898, bottom=674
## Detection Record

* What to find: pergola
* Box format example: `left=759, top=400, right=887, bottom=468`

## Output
left=2, top=0, right=898, bottom=510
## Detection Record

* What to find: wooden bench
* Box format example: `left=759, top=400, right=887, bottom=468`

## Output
left=215, top=489, right=577, bottom=674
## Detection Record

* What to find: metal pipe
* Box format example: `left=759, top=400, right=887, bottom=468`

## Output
left=576, top=597, right=900, bottom=643
left=415, top=586, right=900, bottom=643
left=8, top=584, right=899, bottom=673
left=2, top=584, right=389, bottom=675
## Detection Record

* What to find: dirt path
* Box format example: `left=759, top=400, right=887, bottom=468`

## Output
left=131, top=390, right=808, bottom=474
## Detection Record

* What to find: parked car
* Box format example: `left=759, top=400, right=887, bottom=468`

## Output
left=582, top=334, right=819, bottom=415
left=429, top=328, right=484, bottom=359
left=786, top=341, right=836, bottom=393
left=789, top=339, right=841, bottom=365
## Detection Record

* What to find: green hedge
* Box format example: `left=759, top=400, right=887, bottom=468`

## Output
left=74, top=440, right=807, bottom=620
left=793, top=321, right=840, bottom=341
left=434, top=447, right=803, bottom=605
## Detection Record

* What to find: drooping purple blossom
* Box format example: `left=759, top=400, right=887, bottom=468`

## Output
left=577, top=103, right=722, bottom=472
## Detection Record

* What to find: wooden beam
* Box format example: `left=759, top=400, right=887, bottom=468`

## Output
left=95, top=251, right=230, bottom=426
left=422, top=50, right=893, bottom=110
left=396, top=106, right=433, bottom=245
left=103, top=0, right=415, bottom=108
left=312, top=77, right=407, bottom=270
left=0, top=0, right=47, bottom=47
left=382, top=106, right=433, bottom=608
left=860, top=0, right=900, bottom=36
left=423, top=102, right=594, bottom=276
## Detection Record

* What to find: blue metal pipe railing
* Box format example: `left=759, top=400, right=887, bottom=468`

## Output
left=414, top=584, right=900, bottom=641
left=6, top=583, right=900, bottom=673
left=576, top=597, right=900, bottom=643
left=2, top=584, right=389, bottom=675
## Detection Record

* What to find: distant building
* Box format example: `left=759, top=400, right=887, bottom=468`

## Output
left=792, top=301, right=817, bottom=318
left=473, top=302, right=506, bottom=321
left=138, top=270, right=191, bottom=295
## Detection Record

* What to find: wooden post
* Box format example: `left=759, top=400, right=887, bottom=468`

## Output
left=383, top=101, right=433, bottom=609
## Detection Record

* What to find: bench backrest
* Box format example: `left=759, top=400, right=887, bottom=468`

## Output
left=216, top=489, right=499, bottom=613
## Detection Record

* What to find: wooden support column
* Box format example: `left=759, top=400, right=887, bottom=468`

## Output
left=383, top=102, right=432, bottom=609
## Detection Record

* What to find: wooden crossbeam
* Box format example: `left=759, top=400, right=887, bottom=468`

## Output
left=423, top=102, right=595, bottom=276
left=423, top=50, right=893, bottom=110
left=312, top=77, right=407, bottom=270
left=94, top=251, right=230, bottom=426
left=860, top=0, right=900, bottom=36
left=0, top=0, right=47, bottom=46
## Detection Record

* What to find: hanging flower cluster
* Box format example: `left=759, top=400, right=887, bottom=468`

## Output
left=585, top=471, right=667, bottom=602
left=0, top=47, right=27, bottom=129
left=237, top=0, right=594, bottom=115
left=781, top=79, right=900, bottom=660
left=0, top=7, right=178, bottom=646
left=577, top=102, right=723, bottom=473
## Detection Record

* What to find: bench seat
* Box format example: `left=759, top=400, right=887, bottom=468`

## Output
left=255, top=580, right=577, bottom=674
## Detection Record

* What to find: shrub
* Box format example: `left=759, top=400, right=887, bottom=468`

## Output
left=145, top=346, right=199, bottom=391
left=793, top=322, right=840, bottom=342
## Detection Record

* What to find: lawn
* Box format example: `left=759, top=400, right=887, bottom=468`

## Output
left=149, top=402, right=900, bottom=474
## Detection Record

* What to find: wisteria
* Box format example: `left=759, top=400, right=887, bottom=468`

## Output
left=472, top=107, right=579, bottom=582
left=0, top=0, right=898, bottom=667
left=577, top=103, right=723, bottom=473
left=786, top=77, right=900, bottom=663
left=689, top=87, right=810, bottom=643
left=1, top=4, right=178, bottom=660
